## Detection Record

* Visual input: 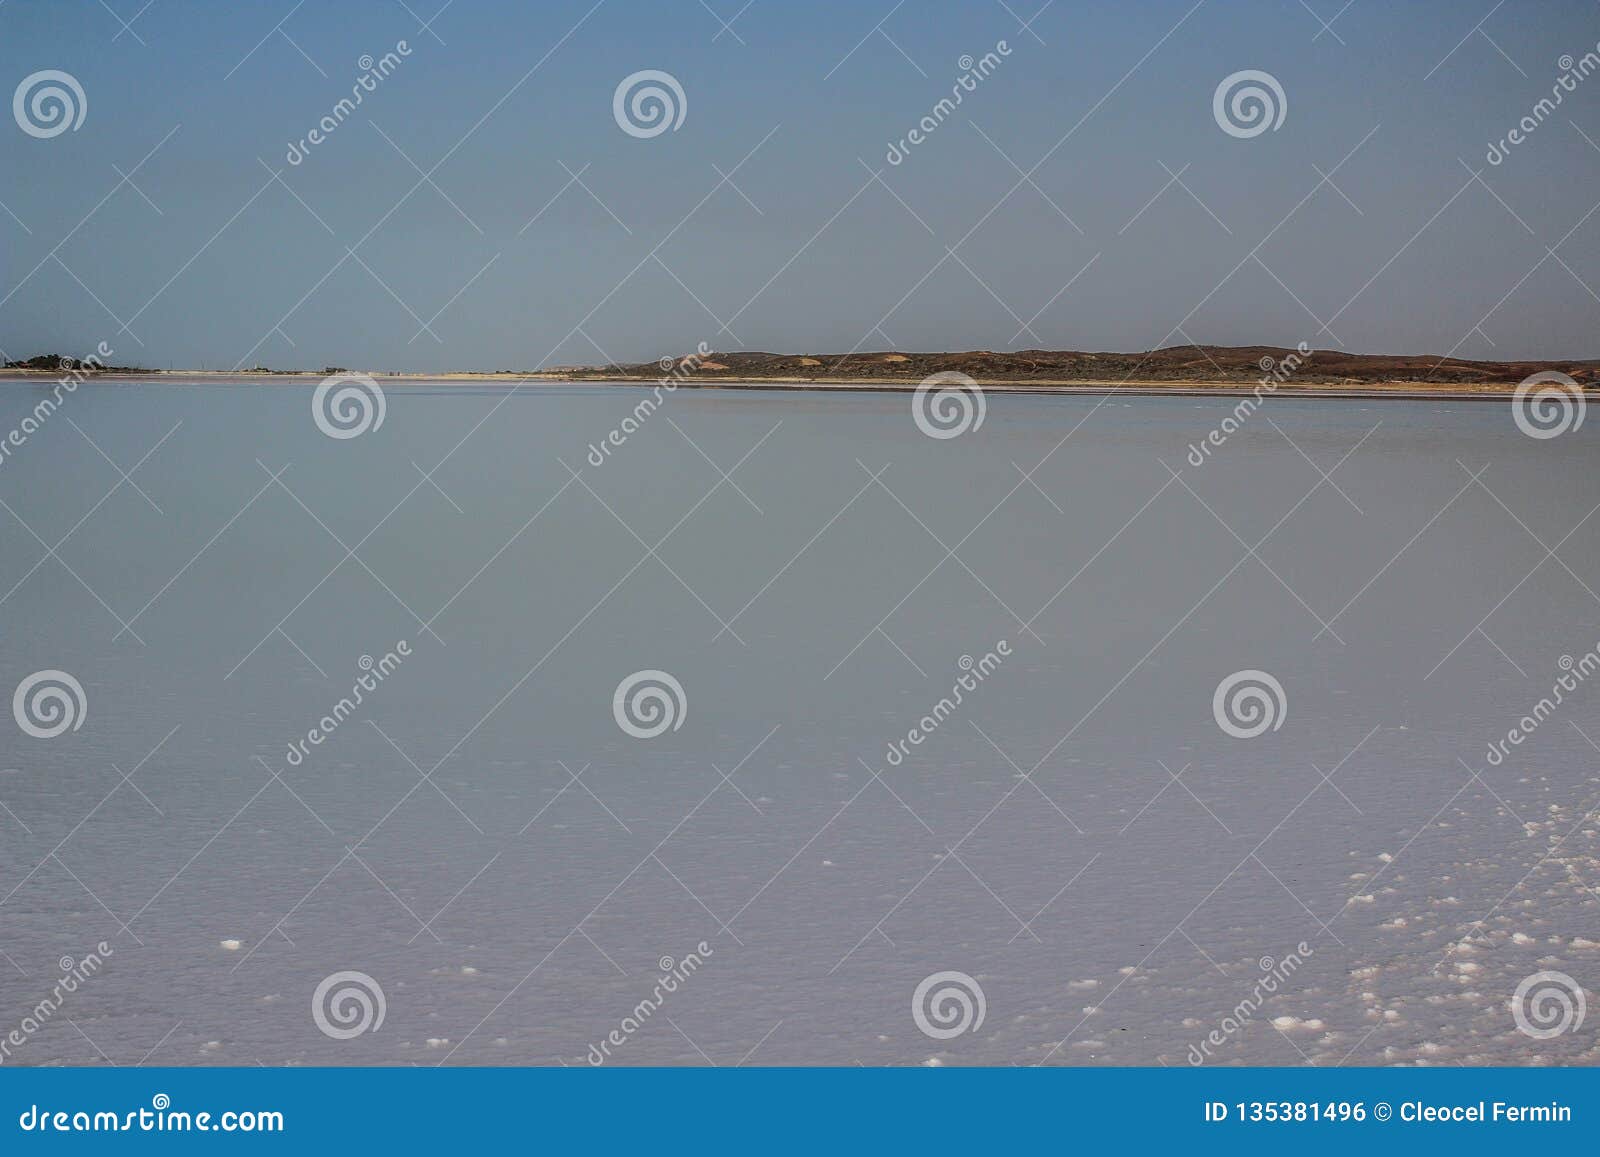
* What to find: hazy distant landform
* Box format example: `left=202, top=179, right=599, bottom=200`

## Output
left=556, top=346, right=1600, bottom=390
left=5, top=346, right=1598, bottom=391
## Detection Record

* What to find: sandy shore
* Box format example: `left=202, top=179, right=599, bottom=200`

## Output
left=0, top=369, right=1534, bottom=400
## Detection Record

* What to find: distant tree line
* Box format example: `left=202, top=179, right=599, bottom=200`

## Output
left=4, top=353, right=150, bottom=373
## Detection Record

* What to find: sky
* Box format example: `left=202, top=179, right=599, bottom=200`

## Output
left=2, top=0, right=1599, bottom=371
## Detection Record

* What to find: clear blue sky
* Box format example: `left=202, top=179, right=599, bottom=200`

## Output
left=2, top=0, right=1599, bottom=370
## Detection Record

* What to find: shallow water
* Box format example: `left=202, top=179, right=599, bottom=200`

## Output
left=0, top=380, right=1596, bottom=1066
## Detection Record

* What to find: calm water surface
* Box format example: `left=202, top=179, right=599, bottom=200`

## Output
left=1, top=380, right=1596, bottom=1066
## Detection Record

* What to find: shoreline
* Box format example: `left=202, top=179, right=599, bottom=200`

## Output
left=0, top=369, right=1539, bottom=400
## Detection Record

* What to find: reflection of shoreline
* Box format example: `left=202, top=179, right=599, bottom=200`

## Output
left=0, top=370, right=1547, bottom=400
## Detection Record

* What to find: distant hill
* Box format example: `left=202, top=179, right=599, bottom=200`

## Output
left=560, top=346, right=1600, bottom=387
left=5, top=346, right=1595, bottom=387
